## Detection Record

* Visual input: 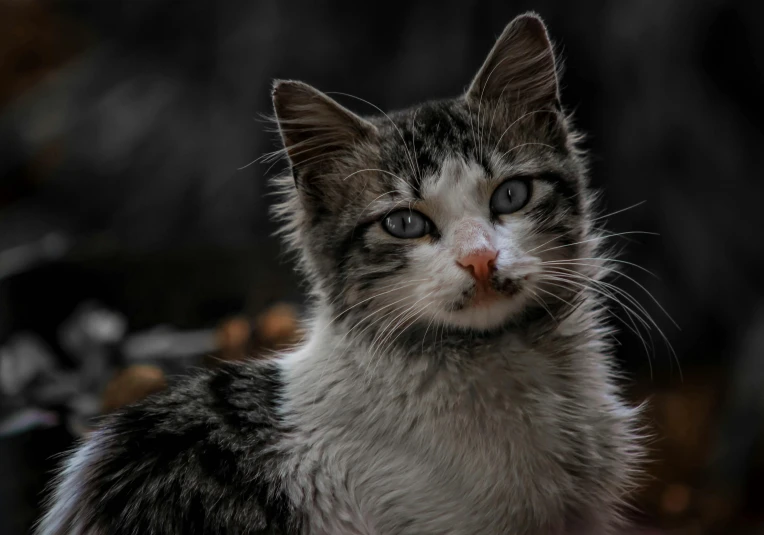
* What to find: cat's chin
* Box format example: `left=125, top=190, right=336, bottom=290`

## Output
left=442, top=294, right=528, bottom=331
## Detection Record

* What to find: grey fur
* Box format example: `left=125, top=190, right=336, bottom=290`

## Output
left=37, top=13, right=644, bottom=535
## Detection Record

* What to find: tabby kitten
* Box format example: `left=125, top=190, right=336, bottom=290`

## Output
left=37, top=13, right=643, bottom=535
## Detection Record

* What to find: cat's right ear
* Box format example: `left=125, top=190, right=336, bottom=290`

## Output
left=466, top=13, right=560, bottom=110
left=272, top=80, right=377, bottom=184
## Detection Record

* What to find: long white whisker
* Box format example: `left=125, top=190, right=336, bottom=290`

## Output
left=540, top=273, right=656, bottom=378
left=527, top=288, right=558, bottom=324
left=464, top=99, right=480, bottom=161
left=591, top=200, right=647, bottom=222
left=531, top=231, right=660, bottom=256
left=542, top=268, right=657, bottom=331
left=309, top=281, right=430, bottom=404
left=420, top=310, right=437, bottom=355
left=542, top=258, right=659, bottom=280
left=533, top=285, right=579, bottom=311
left=475, top=55, right=513, bottom=157
left=493, top=110, right=556, bottom=154
left=540, top=274, right=653, bottom=335
left=367, top=298, right=434, bottom=381
left=486, top=81, right=515, bottom=150
left=544, top=261, right=677, bottom=329
left=352, top=190, right=398, bottom=230
left=328, top=279, right=429, bottom=328
left=367, top=291, right=435, bottom=364
left=325, top=91, right=420, bottom=186
left=539, top=275, right=655, bottom=366
left=441, top=312, right=452, bottom=353
left=542, top=266, right=679, bottom=378
left=341, top=168, right=406, bottom=185
left=498, top=142, right=555, bottom=160
left=410, top=108, right=422, bottom=184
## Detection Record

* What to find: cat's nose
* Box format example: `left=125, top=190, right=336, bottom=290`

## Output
left=457, top=249, right=498, bottom=283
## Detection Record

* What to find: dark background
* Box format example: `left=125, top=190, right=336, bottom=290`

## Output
left=1, top=1, right=763, bottom=534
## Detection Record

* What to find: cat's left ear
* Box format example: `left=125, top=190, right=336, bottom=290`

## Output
left=466, top=13, right=560, bottom=109
left=272, top=80, right=377, bottom=178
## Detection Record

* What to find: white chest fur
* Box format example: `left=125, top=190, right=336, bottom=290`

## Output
left=278, top=328, right=633, bottom=535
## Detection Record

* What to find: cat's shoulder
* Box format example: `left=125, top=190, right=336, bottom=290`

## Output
left=36, top=360, right=299, bottom=535
left=135, top=358, right=286, bottom=435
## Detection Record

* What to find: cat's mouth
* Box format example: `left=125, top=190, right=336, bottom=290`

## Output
left=452, top=276, right=522, bottom=311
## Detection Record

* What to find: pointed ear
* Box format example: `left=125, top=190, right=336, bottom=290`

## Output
left=466, top=13, right=560, bottom=109
left=272, top=80, right=377, bottom=175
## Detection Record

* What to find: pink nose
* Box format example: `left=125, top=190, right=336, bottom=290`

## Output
left=457, top=249, right=498, bottom=283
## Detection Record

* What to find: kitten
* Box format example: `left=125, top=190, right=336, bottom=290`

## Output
left=37, top=13, right=643, bottom=535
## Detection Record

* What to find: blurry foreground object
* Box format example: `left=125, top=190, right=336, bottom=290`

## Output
left=101, top=365, right=166, bottom=414
left=0, top=298, right=302, bottom=438
left=209, top=303, right=302, bottom=366
left=0, top=302, right=127, bottom=438
left=215, top=316, right=252, bottom=363
left=254, top=302, right=302, bottom=351
left=632, top=364, right=764, bottom=534
left=105, top=303, right=301, bottom=412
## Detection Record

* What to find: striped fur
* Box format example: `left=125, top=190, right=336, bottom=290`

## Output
left=37, top=13, right=644, bottom=535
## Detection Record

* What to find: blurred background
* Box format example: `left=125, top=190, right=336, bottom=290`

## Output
left=0, top=0, right=763, bottom=533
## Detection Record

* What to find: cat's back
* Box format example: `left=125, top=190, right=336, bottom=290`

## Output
left=36, top=360, right=299, bottom=535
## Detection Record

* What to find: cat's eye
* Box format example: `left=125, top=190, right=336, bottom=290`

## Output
left=382, top=210, right=433, bottom=239
left=490, top=179, right=531, bottom=215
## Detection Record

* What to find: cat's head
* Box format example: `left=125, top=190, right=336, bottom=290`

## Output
left=271, top=13, right=594, bottom=335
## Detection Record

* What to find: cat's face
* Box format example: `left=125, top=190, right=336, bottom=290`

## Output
left=273, top=14, right=592, bottom=335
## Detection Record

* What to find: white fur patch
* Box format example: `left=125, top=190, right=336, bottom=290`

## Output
left=370, top=156, right=553, bottom=331
left=35, top=438, right=101, bottom=535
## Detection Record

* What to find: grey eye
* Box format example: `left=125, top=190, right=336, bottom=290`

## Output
left=490, top=179, right=531, bottom=215
left=382, top=210, right=433, bottom=239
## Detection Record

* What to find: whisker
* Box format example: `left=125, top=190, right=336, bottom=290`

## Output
left=475, top=55, right=513, bottom=157
left=533, top=285, right=580, bottom=311
left=312, top=279, right=429, bottom=341
left=542, top=268, right=657, bottom=333
left=591, top=200, right=647, bottom=223
left=464, top=98, right=480, bottom=161
left=493, top=110, right=557, bottom=155
left=367, top=297, right=434, bottom=381
left=333, top=280, right=429, bottom=321
left=527, top=288, right=558, bottom=325
left=308, top=280, right=429, bottom=404
left=540, top=274, right=653, bottom=335
left=541, top=266, right=679, bottom=379
left=526, top=230, right=571, bottom=255
left=367, top=291, right=434, bottom=364
left=545, top=261, right=677, bottom=329
left=543, top=274, right=657, bottom=377
left=542, top=258, right=659, bottom=280
left=486, top=81, right=515, bottom=148
left=410, top=109, right=422, bottom=184
left=538, top=275, right=655, bottom=375
left=352, top=190, right=399, bottom=229
left=498, top=142, right=556, bottom=160
left=342, top=168, right=406, bottom=185
left=386, top=302, right=432, bottom=351
left=420, top=310, right=438, bottom=355
left=441, top=312, right=452, bottom=353
left=532, top=231, right=660, bottom=256
left=325, top=91, right=421, bottom=186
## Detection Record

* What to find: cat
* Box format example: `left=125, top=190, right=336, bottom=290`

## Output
left=36, top=12, right=643, bottom=535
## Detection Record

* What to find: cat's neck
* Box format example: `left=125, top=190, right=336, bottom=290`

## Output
left=278, top=303, right=606, bottom=420
left=294, top=307, right=529, bottom=366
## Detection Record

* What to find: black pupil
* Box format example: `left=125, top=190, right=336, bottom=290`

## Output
left=506, top=186, right=512, bottom=202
